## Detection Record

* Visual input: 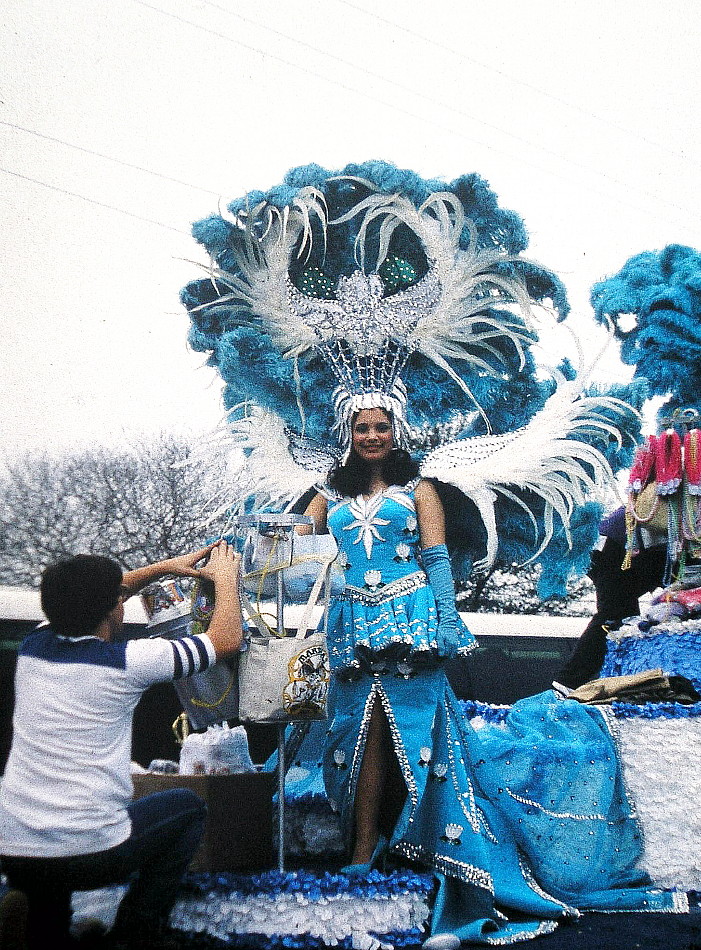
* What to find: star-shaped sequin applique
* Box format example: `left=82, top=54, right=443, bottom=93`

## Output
left=341, top=487, right=416, bottom=558
left=343, top=494, right=391, bottom=558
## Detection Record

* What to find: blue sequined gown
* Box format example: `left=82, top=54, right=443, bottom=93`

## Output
left=311, top=480, right=681, bottom=944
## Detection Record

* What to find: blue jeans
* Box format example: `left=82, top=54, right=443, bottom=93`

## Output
left=1, top=788, right=206, bottom=947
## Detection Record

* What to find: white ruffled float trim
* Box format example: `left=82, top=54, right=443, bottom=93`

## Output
left=604, top=711, right=701, bottom=891
left=607, top=617, right=701, bottom=642
left=170, top=871, right=432, bottom=948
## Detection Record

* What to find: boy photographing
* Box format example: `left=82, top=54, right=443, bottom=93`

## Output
left=0, top=541, right=241, bottom=948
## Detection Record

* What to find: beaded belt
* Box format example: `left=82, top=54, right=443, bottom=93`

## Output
left=338, top=571, right=428, bottom=606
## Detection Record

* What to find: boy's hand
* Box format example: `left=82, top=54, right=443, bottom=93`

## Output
left=198, top=541, right=240, bottom=585
left=166, top=543, right=217, bottom=578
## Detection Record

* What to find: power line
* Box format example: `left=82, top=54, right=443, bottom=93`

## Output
left=3, top=2, right=697, bottom=239
left=134, top=0, right=699, bottom=228
left=0, top=166, right=188, bottom=234
left=130, top=0, right=516, bottom=159
left=200, top=0, right=697, bottom=216
left=0, top=120, right=221, bottom=197
left=336, top=0, right=696, bottom=169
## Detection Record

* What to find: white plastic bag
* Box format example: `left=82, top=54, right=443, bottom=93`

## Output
left=179, top=723, right=255, bottom=775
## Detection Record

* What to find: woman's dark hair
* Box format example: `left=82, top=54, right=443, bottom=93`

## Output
left=40, top=554, right=123, bottom=637
left=329, top=447, right=419, bottom=496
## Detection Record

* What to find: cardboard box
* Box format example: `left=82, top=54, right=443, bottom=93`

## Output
left=132, top=771, right=276, bottom=872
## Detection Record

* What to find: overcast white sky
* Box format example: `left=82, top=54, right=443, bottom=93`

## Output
left=2, top=0, right=700, bottom=462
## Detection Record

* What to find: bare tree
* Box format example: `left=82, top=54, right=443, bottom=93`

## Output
left=0, top=435, right=228, bottom=588
left=457, top=564, right=595, bottom=616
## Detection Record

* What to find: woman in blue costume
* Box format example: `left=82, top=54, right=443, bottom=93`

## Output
left=303, top=405, right=475, bottom=872
left=301, top=405, right=683, bottom=949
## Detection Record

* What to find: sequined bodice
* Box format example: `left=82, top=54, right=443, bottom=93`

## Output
left=327, top=483, right=422, bottom=591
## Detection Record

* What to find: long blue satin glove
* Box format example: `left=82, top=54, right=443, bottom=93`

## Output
left=421, top=543, right=461, bottom=659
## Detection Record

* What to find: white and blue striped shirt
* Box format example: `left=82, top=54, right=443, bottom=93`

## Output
left=0, top=627, right=215, bottom=858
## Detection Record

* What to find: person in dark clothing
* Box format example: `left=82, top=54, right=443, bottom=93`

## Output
left=554, top=506, right=668, bottom=690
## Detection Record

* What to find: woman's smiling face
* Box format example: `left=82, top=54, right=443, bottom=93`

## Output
left=352, top=408, right=394, bottom=463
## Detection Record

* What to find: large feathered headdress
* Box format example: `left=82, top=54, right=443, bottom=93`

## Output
left=186, top=176, right=544, bottom=446
left=182, top=160, right=643, bottom=595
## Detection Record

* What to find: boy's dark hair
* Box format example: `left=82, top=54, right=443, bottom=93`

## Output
left=329, top=446, right=419, bottom=497
left=40, top=555, right=123, bottom=637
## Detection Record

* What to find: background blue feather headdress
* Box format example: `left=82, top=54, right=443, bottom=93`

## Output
left=591, top=243, right=701, bottom=426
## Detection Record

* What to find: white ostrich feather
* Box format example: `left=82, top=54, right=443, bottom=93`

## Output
left=420, top=373, right=632, bottom=571
left=333, top=184, right=539, bottom=386
left=188, top=406, right=337, bottom=530
left=190, top=187, right=329, bottom=360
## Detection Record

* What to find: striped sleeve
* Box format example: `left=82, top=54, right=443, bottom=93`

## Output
left=125, top=633, right=217, bottom=688
left=169, top=634, right=214, bottom=679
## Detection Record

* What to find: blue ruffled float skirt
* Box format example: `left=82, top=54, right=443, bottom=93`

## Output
left=323, top=672, right=682, bottom=944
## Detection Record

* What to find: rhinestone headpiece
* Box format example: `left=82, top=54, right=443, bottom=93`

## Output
left=287, top=260, right=441, bottom=449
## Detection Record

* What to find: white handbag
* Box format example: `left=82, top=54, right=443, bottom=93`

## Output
left=238, top=544, right=332, bottom=723
left=237, top=631, right=330, bottom=723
